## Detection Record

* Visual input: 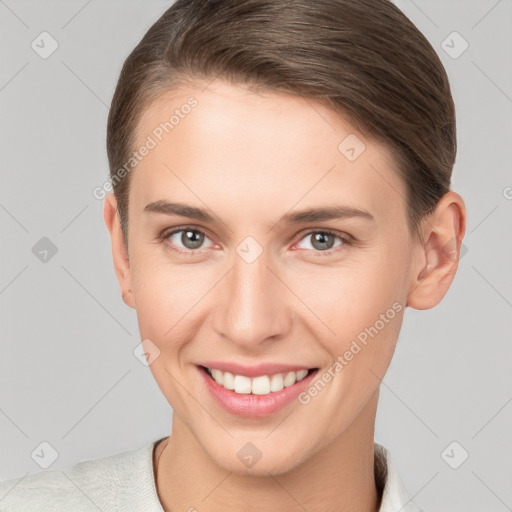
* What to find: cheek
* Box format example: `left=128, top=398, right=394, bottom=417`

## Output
left=288, top=244, right=408, bottom=374
left=296, top=261, right=406, bottom=438
left=129, top=252, right=216, bottom=358
left=297, top=259, right=405, bottom=332
left=131, top=245, right=184, bottom=308
left=129, top=256, right=204, bottom=408
left=129, top=254, right=182, bottom=339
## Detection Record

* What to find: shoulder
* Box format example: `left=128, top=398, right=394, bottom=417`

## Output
left=0, top=440, right=163, bottom=512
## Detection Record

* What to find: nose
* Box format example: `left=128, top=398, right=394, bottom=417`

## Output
left=211, top=248, right=294, bottom=350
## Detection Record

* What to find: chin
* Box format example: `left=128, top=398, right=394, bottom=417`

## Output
left=206, top=440, right=310, bottom=477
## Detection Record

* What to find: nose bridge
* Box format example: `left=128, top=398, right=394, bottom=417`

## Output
left=213, top=244, right=291, bottom=347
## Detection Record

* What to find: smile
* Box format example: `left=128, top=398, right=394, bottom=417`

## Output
left=205, top=366, right=314, bottom=395
left=198, top=364, right=319, bottom=417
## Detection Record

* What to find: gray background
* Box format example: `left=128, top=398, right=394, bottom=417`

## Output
left=0, top=1, right=511, bottom=511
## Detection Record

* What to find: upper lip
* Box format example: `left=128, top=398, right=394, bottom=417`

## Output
left=198, top=361, right=316, bottom=378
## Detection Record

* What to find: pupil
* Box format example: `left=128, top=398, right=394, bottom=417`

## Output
left=312, top=232, right=334, bottom=250
left=183, top=230, right=204, bottom=249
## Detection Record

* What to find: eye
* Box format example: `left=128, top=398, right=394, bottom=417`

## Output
left=294, top=229, right=352, bottom=255
left=159, top=226, right=215, bottom=254
left=158, top=226, right=353, bottom=257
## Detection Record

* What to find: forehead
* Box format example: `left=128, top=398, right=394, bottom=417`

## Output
left=130, top=79, right=407, bottom=227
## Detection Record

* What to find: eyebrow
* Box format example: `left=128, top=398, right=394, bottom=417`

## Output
left=143, top=200, right=375, bottom=224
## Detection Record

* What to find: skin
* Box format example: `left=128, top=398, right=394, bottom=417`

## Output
left=104, top=78, right=466, bottom=511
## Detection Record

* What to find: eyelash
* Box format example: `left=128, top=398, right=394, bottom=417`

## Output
left=294, top=228, right=353, bottom=257
left=157, top=225, right=353, bottom=257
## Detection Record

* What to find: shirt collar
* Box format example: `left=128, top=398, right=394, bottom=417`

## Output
left=375, top=442, right=423, bottom=512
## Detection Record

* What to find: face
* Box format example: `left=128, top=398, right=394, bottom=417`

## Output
left=111, top=79, right=420, bottom=475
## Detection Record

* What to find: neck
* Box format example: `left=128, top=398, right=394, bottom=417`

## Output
left=155, top=391, right=380, bottom=512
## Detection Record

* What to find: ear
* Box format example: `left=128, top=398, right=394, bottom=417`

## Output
left=103, top=193, right=136, bottom=309
left=406, top=191, right=467, bottom=310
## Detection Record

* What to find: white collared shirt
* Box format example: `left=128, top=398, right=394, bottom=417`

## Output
left=0, top=439, right=423, bottom=511
left=374, top=442, right=423, bottom=512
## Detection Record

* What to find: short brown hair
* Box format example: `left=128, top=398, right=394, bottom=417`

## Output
left=106, top=0, right=456, bottom=250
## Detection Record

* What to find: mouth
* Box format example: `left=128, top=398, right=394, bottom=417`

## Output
left=197, top=364, right=319, bottom=417
left=200, top=365, right=318, bottom=395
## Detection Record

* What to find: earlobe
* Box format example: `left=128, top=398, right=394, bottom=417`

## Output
left=406, top=191, right=467, bottom=310
left=103, top=193, right=136, bottom=309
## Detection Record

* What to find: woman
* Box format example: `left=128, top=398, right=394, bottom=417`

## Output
left=0, top=0, right=466, bottom=510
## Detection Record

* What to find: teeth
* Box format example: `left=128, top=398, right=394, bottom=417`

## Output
left=296, top=369, right=308, bottom=380
left=283, top=371, right=296, bottom=387
left=252, top=375, right=270, bottom=395
left=211, top=369, right=224, bottom=385
left=233, top=375, right=252, bottom=394
left=207, top=367, right=311, bottom=396
left=270, top=373, right=284, bottom=392
left=223, top=371, right=234, bottom=390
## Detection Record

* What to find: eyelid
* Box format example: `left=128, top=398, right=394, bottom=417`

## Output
left=291, top=228, right=353, bottom=255
left=158, top=225, right=216, bottom=252
left=295, top=227, right=353, bottom=244
left=159, top=225, right=353, bottom=255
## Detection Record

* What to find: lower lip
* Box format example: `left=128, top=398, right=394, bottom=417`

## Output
left=198, top=366, right=318, bottom=418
